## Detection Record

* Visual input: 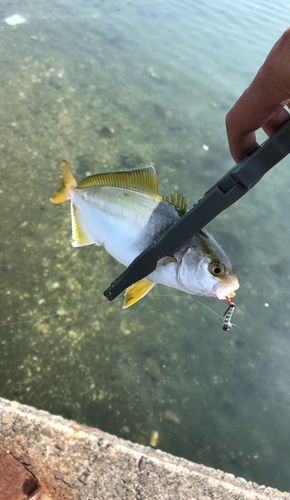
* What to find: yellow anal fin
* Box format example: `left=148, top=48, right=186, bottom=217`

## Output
left=71, top=203, right=95, bottom=247
left=163, top=193, right=187, bottom=215
left=51, top=160, right=77, bottom=204
left=123, top=279, right=155, bottom=308
left=77, top=166, right=160, bottom=198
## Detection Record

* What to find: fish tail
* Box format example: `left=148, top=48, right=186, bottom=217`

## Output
left=50, top=160, right=77, bottom=204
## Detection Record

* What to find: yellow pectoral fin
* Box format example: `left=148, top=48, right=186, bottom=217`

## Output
left=123, top=279, right=155, bottom=308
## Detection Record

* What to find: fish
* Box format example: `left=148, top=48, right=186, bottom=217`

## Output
left=51, top=161, right=239, bottom=308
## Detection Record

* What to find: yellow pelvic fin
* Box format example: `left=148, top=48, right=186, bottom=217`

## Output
left=123, top=279, right=155, bottom=308
left=77, top=165, right=160, bottom=198
left=50, top=160, right=77, bottom=204
left=163, top=193, right=187, bottom=214
left=71, top=203, right=95, bottom=247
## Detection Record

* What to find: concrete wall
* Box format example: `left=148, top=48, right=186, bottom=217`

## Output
left=0, top=397, right=288, bottom=500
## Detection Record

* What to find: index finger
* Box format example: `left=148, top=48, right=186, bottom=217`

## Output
left=226, top=28, right=290, bottom=163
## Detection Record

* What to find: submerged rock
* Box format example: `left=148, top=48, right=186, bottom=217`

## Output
left=164, top=410, right=180, bottom=424
left=146, top=358, right=160, bottom=380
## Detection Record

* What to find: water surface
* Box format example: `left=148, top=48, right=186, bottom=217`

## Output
left=1, top=0, right=290, bottom=491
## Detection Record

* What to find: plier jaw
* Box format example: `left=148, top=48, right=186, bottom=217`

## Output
left=104, top=120, right=290, bottom=302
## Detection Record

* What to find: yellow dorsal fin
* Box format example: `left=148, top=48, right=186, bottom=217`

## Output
left=162, top=193, right=187, bottom=214
left=123, top=279, right=155, bottom=308
left=51, top=160, right=77, bottom=204
left=77, top=166, right=159, bottom=197
left=71, top=203, right=95, bottom=247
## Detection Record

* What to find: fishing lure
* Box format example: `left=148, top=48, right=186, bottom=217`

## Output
left=222, top=300, right=236, bottom=331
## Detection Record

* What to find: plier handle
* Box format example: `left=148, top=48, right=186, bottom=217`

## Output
left=104, top=120, right=290, bottom=302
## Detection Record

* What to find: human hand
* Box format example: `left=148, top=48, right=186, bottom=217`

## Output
left=226, top=27, right=290, bottom=163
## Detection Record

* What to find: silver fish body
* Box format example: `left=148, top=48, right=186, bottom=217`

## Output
left=71, top=186, right=179, bottom=265
left=51, top=162, right=239, bottom=307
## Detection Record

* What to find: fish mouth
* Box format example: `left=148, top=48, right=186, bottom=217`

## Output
left=213, top=279, right=239, bottom=300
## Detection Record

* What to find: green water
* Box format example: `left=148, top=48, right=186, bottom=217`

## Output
left=1, top=0, right=290, bottom=491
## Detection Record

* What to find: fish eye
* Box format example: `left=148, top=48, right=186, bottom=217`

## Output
left=209, top=262, right=225, bottom=276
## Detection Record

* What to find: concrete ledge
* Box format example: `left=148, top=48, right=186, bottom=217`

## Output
left=0, top=397, right=288, bottom=500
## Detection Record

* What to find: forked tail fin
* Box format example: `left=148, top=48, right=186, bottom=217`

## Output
left=50, top=160, right=77, bottom=204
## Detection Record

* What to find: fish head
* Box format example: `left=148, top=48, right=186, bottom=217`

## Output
left=175, top=229, right=239, bottom=300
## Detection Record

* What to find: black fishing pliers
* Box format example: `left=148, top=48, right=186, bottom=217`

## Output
left=104, top=120, right=290, bottom=302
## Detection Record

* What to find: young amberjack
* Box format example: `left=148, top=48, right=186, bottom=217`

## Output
left=51, top=161, right=239, bottom=308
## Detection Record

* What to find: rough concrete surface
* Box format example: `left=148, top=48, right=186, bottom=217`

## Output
left=0, top=397, right=288, bottom=500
